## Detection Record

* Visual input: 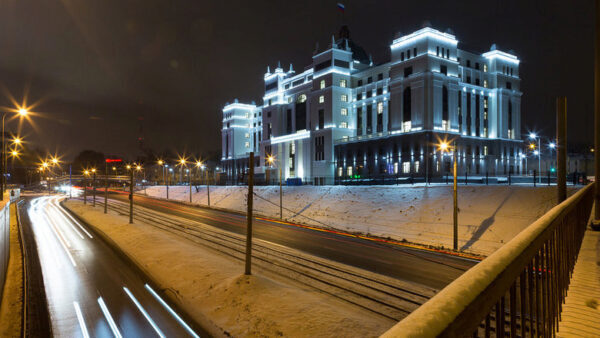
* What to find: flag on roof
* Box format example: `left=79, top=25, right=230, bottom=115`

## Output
left=337, top=3, right=345, bottom=12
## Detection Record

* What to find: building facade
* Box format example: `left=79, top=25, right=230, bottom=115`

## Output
left=222, top=25, right=524, bottom=184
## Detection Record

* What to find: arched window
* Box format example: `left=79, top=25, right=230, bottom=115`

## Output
left=403, top=87, right=411, bottom=122
left=297, top=94, right=307, bottom=103
left=442, top=86, right=449, bottom=121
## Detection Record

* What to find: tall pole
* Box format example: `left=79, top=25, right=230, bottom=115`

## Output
left=104, top=162, right=108, bottom=214
left=69, top=164, right=72, bottom=199
left=453, top=142, right=458, bottom=251
left=538, top=137, right=541, bottom=183
left=279, top=166, right=282, bottom=219
left=188, top=167, right=192, bottom=203
left=557, top=97, right=567, bottom=203
left=206, top=169, right=210, bottom=207
left=83, top=175, right=87, bottom=204
left=245, top=152, right=254, bottom=275
left=1, top=114, right=4, bottom=200
left=129, top=168, right=134, bottom=224
left=166, top=171, right=169, bottom=199
left=595, top=0, right=600, bottom=222
left=92, top=171, right=96, bottom=207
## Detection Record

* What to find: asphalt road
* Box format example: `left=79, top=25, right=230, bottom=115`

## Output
left=24, top=195, right=204, bottom=337
left=111, top=192, right=477, bottom=290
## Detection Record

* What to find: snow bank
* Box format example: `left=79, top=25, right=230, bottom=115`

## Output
left=143, top=184, right=572, bottom=255
left=64, top=200, right=394, bottom=337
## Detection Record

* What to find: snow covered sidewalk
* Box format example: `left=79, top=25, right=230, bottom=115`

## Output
left=63, top=199, right=395, bottom=337
left=142, top=185, right=572, bottom=256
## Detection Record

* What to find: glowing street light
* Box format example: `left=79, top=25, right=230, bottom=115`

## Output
left=528, top=132, right=541, bottom=183
left=549, top=142, right=556, bottom=149
left=42, top=162, right=49, bottom=168
left=1, top=106, right=30, bottom=200
left=437, top=140, right=458, bottom=250
left=18, top=108, right=28, bottom=116
left=10, top=150, right=18, bottom=157
left=136, top=165, right=142, bottom=171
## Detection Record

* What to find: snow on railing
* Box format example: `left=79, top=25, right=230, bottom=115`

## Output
left=381, top=183, right=594, bottom=337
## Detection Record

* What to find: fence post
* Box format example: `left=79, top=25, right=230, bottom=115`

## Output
left=508, top=171, right=511, bottom=185
left=534, top=170, right=537, bottom=187
left=557, top=97, right=567, bottom=203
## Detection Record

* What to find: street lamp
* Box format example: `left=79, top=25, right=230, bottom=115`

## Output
left=529, top=132, right=541, bottom=183
left=1, top=108, right=28, bottom=200
left=83, top=169, right=90, bottom=204
left=438, top=141, right=458, bottom=250
left=267, top=154, right=283, bottom=219
left=91, top=168, right=97, bottom=206
left=158, top=159, right=165, bottom=185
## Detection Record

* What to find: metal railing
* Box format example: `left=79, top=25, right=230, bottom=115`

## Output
left=382, top=183, right=594, bottom=337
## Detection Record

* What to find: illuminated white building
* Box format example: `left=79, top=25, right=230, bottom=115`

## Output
left=222, top=25, right=524, bottom=184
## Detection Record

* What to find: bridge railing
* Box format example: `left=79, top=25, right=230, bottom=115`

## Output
left=382, top=183, right=594, bottom=338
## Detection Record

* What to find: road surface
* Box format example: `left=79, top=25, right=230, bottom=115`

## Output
left=24, top=195, right=204, bottom=337
left=111, top=192, right=477, bottom=289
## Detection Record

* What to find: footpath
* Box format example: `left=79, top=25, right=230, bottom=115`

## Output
left=557, top=227, right=600, bottom=337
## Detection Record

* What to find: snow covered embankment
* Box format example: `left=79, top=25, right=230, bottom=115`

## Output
left=143, top=185, right=568, bottom=256
left=64, top=200, right=393, bottom=337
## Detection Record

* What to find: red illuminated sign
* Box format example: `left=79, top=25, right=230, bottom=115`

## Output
left=105, top=159, right=123, bottom=163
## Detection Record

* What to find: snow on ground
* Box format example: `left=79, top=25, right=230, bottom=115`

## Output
left=64, top=200, right=394, bottom=337
left=142, top=184, right=575, bottom=256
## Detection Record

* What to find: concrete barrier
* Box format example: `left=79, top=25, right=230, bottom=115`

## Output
left=0, top=200, right=10, bottom=302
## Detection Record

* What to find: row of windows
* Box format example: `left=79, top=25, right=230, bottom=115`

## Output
left=435, top=46, right=450, bottom=59
left=357, top=87, right=385, bottom=100
left=400, top=48, right=418, bottom=62
left=357, top=73, right=384, bottom=86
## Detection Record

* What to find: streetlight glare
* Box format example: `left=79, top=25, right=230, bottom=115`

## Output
left=84, top=170, right=89, bottom=175
left=91, top=168, right=96, bottom=173
left=136, top=165, right=142, bottom=170
left=179, top=159, right=186, bottom=165
left=529, top=132, right=537, bottom=139
left=267, top=155, right=275, bottom=164
left=529, top=143, right=536, bottom=150
left=13, top=138, right=21, bottom=145
left=11, top=150, right=18, bottom=157
left=196, top=161, right=203, bottom=167
left=549, top=142, right=556, bottom=149
left=51, top=158, right=58, bottom=164
left=158, top=160, right=164, bottom=165
left=126, top=164, right=131, bottom=170
left=438, top=142, right=449, bottom=152
left=42, top=162, right=49, bottom=168
left=18, top=108, right=28, bottom=116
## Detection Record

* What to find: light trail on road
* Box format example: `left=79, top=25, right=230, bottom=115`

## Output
left=26, top=196, right=203, bottom=337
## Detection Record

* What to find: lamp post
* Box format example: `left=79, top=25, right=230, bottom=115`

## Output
left=529, top=133, right=541, bottom=183
left=438, top=141, right=458, bottom=251
left=158, top=160, right=165, bottom=185
left=104, top=160, right=108, bottom=214
left=267, top=154, right=283, bottom=219
left=1, top=108, right=28, bottom=200
left=91, top=168, right=97, bottom=206
left=83, top=169, right=90, bottom=204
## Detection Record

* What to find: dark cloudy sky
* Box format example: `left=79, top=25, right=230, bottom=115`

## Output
left=0, top=0, right=594, bottom=160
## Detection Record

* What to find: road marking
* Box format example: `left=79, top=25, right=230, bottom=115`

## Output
left=98, top=297, right=122, bottom=338
left=48, top=205, right=85, bottom=240
left=43, top=210, right=77, bottom=267
left=123, top=287, right=165, bottom=338
left=145, top=284, right=200, bottom=338
left=73, top=301, right=90, bottom=338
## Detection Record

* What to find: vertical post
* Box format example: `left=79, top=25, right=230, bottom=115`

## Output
left=166, top=171, right=169, bottom=199
left=69, top=164, right=72, bottom=199
left=534, top=170, right=537, bottom=187
left=83, top=176, right=87, bottom=204
left=453, top=143, right=458, bottom=251
left=557, top=97, right=567, bottom=203
left=1, top=114, right=4, bottom=201
left=129, top=168, right=134, bottom=224
left=104, top=162, right=108, bottom=214
left=188, top=167, right=192, bottom=203
left=486, top=171, right=488, bottom=185
left=548, top=170, right=551, bottom=186
left=538, top=137, right=542, bottom=183
left=508, top=171, right=511, bottom=185
left=245, top=152, right=254, bottom=275
left=92, top=172, right=96, bottom=207
left=594, top=0, right=600, bottom=224
left=279, top=166, right=283, bottom=219
left=206, top=169, right=210, bottom=207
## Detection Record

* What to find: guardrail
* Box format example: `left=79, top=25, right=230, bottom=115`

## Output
left=382, top=183, right=594, bottom=337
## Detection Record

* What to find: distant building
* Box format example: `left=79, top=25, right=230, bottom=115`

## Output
left=221, top=25, right=524, bottom=184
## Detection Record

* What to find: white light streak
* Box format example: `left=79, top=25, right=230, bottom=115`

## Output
left=98, top=297, right=122, bottom=338
left=73, top=301, right=90, bottom=338
left=123, top=287, right=165, bottom=338
left=391, top=27, right=458, bottom=50
left=145, top=284, right=199, bottom=338
left=270, top=130, right=310, bottom=145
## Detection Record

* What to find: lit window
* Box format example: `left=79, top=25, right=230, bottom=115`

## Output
left=245, top=112, right=250, bottom=118
left=508, top=129, right=513, bottom=139
left=338, top=167, right=343, bottom=177
left=415, top=161, right=420, bottom=172
left=341, top=94, right=348, bottom=102
left=483, top=64, right=488, bottom=72
left=484, top=128, right=488, bottom=138
left=340, top=79, right=347, bottom=88
left=402, top=162, right=410, bottom=174
left=442, top=120, right=448, bottom=131
left=377, top=102, right=384, bottom=114
left=320, top=80, right=325, bottom=89
left=484, top=112, right=488, bottom=119
left=245, top=133, right=250, bottom=138
left=403, top=121, right=412, bottom=132
left=484, top=99, right=488, bottom=109
left=288, top=97, right=293, bottom=103
left=297, top=94, right=307, bottom=103
left=340, top=122, right=348, bottom=128
left=484, top=80, right=488, bottom=88
left=347, top=166, right=353, bottom=176
left=319, top=95, right=325, bottom=103
left=245, top=142, right=250, bottom=148
left=341, top=108, right=348, bottom=116
left=484, top=146, right=488, bottom=155
left=394, top=162, right=398, bottom=174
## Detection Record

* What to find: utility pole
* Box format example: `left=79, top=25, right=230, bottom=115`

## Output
left=188, top=168, right=192, bottom=203
left=84, top=175, right=87, bottom=204
left=129, top=167, right=134, bottom=224
left=104, top=161, right=108, bottom=214
left=206, top=169, right=211, bottom=207
left=557, top=97, right=567, bottom=203
left=453, top=142, right=458, bottom=251
left=279, top=165, right=283, bottom=219
left=245, top=152, right=254, bottom=275
left=92, top=170, right=96, bottom=207
left=69, top=164, right=72, bottom=199
left=595, top=0, right=600, bottom=223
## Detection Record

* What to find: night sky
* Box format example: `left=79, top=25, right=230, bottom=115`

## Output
left=0, top=0, right=594, bottom=160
